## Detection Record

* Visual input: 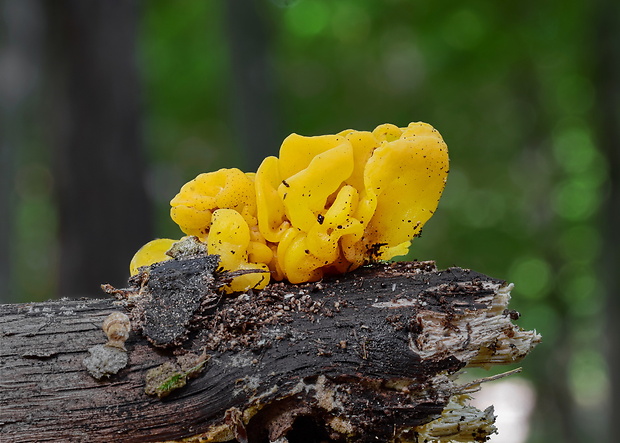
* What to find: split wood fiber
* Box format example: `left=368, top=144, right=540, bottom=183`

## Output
left=0, top=259, right=540, bottom=443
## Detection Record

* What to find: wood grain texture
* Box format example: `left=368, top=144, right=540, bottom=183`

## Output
left=0, top=261, right=540, bottom=442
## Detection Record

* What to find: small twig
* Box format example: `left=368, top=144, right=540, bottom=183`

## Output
left=458, top=367, right=523, bottom=393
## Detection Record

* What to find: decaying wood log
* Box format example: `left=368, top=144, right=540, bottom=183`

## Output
left=0, top=258, right=540, bottom=443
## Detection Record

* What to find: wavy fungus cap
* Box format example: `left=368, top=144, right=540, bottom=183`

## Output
left=130, top=122, right=449, bottom=291
left=170, top=168, right=257, bottom=238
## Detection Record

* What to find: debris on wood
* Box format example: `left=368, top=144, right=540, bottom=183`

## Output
left=0, top=257, right=540, bottom=443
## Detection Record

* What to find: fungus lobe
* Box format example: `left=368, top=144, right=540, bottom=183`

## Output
left=130, top=122, right=449, bottom=291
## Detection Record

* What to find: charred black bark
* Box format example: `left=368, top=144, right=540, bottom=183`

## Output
left=0, top=260, right=540, bottom=442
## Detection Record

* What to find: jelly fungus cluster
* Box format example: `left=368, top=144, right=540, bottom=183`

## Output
left=130, top=122, right=449, bottom=292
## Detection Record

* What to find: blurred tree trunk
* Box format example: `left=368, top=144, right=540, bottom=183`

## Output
left=595, top=0, right=620, bottom=441
left=223, top=0, right=280, bottom=171
left=0, top=0, right=45, bottom=303
left=513, top=64, right=582, bottom=443
left=46, top=0, right=152, bottom=297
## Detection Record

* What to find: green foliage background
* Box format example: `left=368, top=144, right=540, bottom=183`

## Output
left=140, top=3, right=608, bottom=440
left=9, top=0, right=612, bottom=441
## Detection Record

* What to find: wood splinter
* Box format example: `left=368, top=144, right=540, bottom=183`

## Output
left=0, top=258, right=540, bottom=443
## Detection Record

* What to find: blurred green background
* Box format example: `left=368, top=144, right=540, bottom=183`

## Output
left=1, top=0, right=618, bottom=442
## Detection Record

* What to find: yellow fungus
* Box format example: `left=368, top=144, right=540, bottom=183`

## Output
left=129, top=238, right=176, bottom=276
left=254, top=156, right=289, bottom=243
left=276, top=139, right=354, bottom=233
left=206, top=209, right=270, bottom=293
left=170, top=168, right=257, bottom=238
left=130, top=122, right=449, bottom=291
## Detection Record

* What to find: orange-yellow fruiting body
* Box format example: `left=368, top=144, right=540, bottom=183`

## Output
left=130, top=122, right=449, bottom=292
left=129, top=238, right=176, bottom=276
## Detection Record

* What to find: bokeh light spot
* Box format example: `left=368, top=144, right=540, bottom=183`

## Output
left=285, top=0, right=330, bottom=37
left=471, top=378, right=536, bottom=443
left=509, top=256, right=551, bottom=299
left=552, top=176, right=602, bottom=221
left=569, top=348, right=609, bottom=409
left=552, top=126, right=598, bottom=174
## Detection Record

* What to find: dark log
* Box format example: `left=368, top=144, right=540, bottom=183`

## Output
left=0, top=259, right=540, bottom=443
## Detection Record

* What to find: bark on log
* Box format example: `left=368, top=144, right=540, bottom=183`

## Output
left=0, top=259, right=540, bottom=443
